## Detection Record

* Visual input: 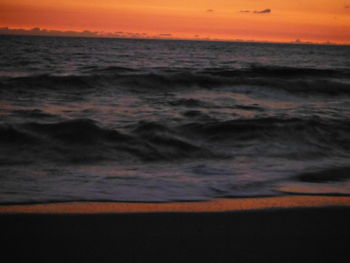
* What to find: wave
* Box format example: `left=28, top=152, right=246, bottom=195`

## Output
left=1, top=66, right=350, bottom=96
left=168, top=98, right=213, bottom=108
left=200, top=65, right=349, bottom=78
left=81, top=65, right=139, bottom=74
left=1, top=117, right=350, bottom=165
left=296, top=167, right=350, bottom=183
left=0, top=119, right=214, bottom=164
left=177, top=117, right=350, bottom=158
left=11, top=109, right=57, bottom=119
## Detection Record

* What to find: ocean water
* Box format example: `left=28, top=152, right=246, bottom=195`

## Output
left=1, top=35, right=350, bottom=203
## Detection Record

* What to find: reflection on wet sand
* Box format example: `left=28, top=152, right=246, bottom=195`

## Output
left=1, top=195, right=349, bottom=214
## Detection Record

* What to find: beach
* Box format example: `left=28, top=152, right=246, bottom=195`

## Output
left=1, top=36, right=350, bottom=263
left=1, top=196, right=349, bottom=262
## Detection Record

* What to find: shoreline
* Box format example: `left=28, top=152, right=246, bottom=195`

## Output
left=0, top=195, right=349, bottom=214
left=2, top=195, right=349, bottom=262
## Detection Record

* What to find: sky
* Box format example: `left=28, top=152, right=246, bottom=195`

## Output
left=1, top=0, right=350, bottom=43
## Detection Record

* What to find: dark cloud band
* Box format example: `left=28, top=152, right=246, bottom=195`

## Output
left=254, top=9, right=271, bottom=14
left=240, top=9, right=271, bottom=14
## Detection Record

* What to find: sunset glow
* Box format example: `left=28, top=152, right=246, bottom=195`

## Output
left=1, top=0, right=350, bottom=43
left=1, top=1, right=350, bottom=42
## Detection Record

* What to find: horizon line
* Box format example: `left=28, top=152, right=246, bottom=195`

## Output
left=0, top=27, right=348, bottom=46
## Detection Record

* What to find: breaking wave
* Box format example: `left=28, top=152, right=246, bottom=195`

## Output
left=0, top=119, right=214, bottom=164
left=1, top=117, right=350, bottom=165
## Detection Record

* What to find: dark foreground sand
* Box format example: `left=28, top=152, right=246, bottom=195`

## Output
left=1, top=196, right=349, bottom=263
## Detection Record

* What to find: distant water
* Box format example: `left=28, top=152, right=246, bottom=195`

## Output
left=1, top=35, right=350, bottom=203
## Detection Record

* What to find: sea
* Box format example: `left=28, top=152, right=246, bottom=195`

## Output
left=0, top=34, right=350, bottom=203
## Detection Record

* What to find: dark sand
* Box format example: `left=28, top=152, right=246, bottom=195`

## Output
left=1, top=196, right=349, bottom=262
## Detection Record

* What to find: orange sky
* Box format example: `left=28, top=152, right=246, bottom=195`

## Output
left=1, top=0, right=350, bottom=43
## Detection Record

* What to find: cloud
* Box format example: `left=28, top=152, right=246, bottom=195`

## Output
left=240, top=9, right=271, bottom=14
left=291, top=39, right=314, bottom=44
left=155, top=33, right=173, bottom=39
left=345, top=5, right=350, bottom=8
left=206, top=9, right=214, bottom=13
left=253, top=9, right=271, bottom=14
left=0, top=27, right=155, bottom=39
left=0, top=27, right=100, bottom=37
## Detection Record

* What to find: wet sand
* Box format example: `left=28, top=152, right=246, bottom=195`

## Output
left=1, top=196, right=349, bottom=262
left=0, top=195, right=350, bottom=213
